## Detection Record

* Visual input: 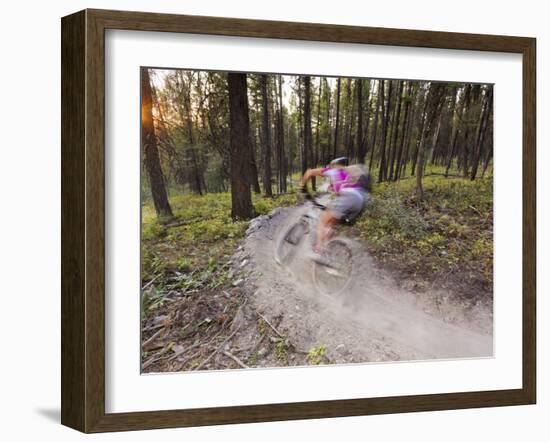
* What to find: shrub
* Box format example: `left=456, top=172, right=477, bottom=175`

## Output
left=361, top=193, right=429, bottom=240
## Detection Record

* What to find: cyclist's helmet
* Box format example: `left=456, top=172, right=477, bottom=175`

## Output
left=329, top=156, right=349, bottom=167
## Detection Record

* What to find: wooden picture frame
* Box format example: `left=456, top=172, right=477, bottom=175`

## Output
left=61, top=8, right=536, bottom=433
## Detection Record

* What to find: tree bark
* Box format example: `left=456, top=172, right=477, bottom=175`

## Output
left=314, top=78, right=322, bottom=172
left=356, top=79, right=364, bottom=164
left=141, top=68, right=173, bottom=219
left=481, top=120, right=494, bottom=177
left=361, top=81, right=372, bottom=165
left=227, top=73, right=254, bottom=219
left=400, top=84, right=418, bottom=179
left=444, top=86, right=461, bottom=177
left=369, top=80, right=382, bottom=172
left=332, top=78, right=341, bottom=159
left=416, top=83, right=446, bottom=198
left=411, top=85, right=428, bottom=177
left=470, top=86, right=493, bottom=180
left=427, top=111, right=443, bottom=173
left=394, top=81, right=412, bottom=181
left=388, top=80, right=404, bottom=180
left=460, top=84, right=477, bottom=177
left=324, top=78, right=331, bottom=165
left=277, top=75, right=287, bottom=192
left=378, top=80, right=392, bottom=182
left=301, top=76, right=315, bottom=190
left=181, top=73, right=204, bottom=195
left=259, top=75, right=273, bottom=197
left=344, top=79, right=354, bottom=160
left=481, top=137, right=493, bottom=177
left=249, top=136, right=261, bottom=194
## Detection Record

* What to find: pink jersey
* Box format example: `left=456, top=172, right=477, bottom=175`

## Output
left=321, top=167, right=360, bottom=194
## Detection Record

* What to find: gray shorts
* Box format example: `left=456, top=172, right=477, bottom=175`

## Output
left=327, top=189, right=367, bottom=222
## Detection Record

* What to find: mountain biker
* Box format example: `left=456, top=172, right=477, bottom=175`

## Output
left=299, top=156, right=368, bottom=256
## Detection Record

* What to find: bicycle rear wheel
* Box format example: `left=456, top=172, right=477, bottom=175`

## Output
left=274, top=220, right=309, bottom=266
left=312, top=238, right=354, bottom=296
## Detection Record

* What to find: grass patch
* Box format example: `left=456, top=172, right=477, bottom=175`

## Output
left=275, top=338, right=290, bottom=363
left=141, top=191, right=298, bottom=287
left=307, top=345, right=327, bottom=365
left=351, top=166, right=493, bottom=295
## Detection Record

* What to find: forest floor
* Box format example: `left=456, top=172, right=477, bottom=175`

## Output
left=140, top=171, right=493, bottom=372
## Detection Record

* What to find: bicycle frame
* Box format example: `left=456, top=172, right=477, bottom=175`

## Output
left=297, top=197, right=328, bottom=247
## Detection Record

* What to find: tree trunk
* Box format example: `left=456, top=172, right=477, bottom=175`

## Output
left=332, top=77, right=341, bottom=159
left=385, top=82, right=398, bottom=179
left=470, top=86, right=493, bottom=180
left=399, top=85, right=418, bottom=179
left=481, top=120, right=494, bottom=177
left=180, top=73, right=205, bottom=195
left=378, top=80, right=392, bottom=182
left=315, top=78, right=322, bottom=162
left=444, top=86, right=461, bottom=177
left=369, top=80, right=382, bottom=172
left=189, top=148, right=203, bottom=195
left=324, top=78, right=331, bottom=165
left=344, top=79, right=355, bottom=160
left=356, top=79, right=364, bottom=164
left=227, top=73, right=254, bottom=219
left=277, top=75, right=287, bottom=192
left=394, top=81, right=412, bottom=181
left=416, top=83, right=446, bottom=198
left=427, top=111, right=443, bottom=174
left=388, top=80, right=404, bottom=180
left=415, top=126, right=428, bottom=198
left=460, top=85, right=477, bottom=177
left=361, top=81, right=372, bottom=165
left=249, top=137, right=261, bottom=194
left=482, top=139, right=493, bottom=177
left=141, top=68, right=173, bottom=219
left=411, top=85, right=428, bottom=177
left=302, top=76, right=314, bottom=190
left=259, top=75, right=273, bottom=197
left=412, top=88, right=429, bottom=177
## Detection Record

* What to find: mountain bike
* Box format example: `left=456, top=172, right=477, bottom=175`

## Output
left=274, top=195, right=356, bottom=297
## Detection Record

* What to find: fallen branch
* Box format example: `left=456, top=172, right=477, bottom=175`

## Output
left=163, top=216, right=216, bottom=229
left=428, top=172, right=466, bottom=178
left=223, top=351, right=249, bottom=369
left=146, top=343, right=202, bottom=371
left=193, top=325, right=241, bottom=371
left=142, top=322, right=166, bottom=333
left=175, top=349, right=203, bottom=370
left=141, top=276, right=158, bottom=291
left=254, top=310, right=309, bottom=354
left=142, top=344, right=172, bottom=370
left=193, top=299, right=248, bottom=371
left=468, top=204, right=483, bottom=216
left=142, top=327, right=165, bottom=349
left=256, top=311, right=285, bottom=339
left=167, top=324, right=227, bottom=363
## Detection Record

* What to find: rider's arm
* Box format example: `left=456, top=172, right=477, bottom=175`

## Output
left=300, top=168, right=325, bottom=187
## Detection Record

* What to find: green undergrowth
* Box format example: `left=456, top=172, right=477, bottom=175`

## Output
left=351, top=168, right=493, bottom=294
left=141, top=192, right=298, bottom=292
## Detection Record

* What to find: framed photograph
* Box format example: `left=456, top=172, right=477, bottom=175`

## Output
left=61, top=9, right=536, bottom=433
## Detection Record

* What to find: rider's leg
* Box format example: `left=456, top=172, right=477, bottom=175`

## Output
left=315, top=210, right=338, bottom=253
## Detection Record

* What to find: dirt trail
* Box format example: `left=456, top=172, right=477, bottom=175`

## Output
left=239, top=205, right=493, bottom=364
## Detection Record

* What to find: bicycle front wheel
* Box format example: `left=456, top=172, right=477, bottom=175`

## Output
left=312, top=238, right=354, bottom=297
left=274, top=220, right=309, bottom=266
